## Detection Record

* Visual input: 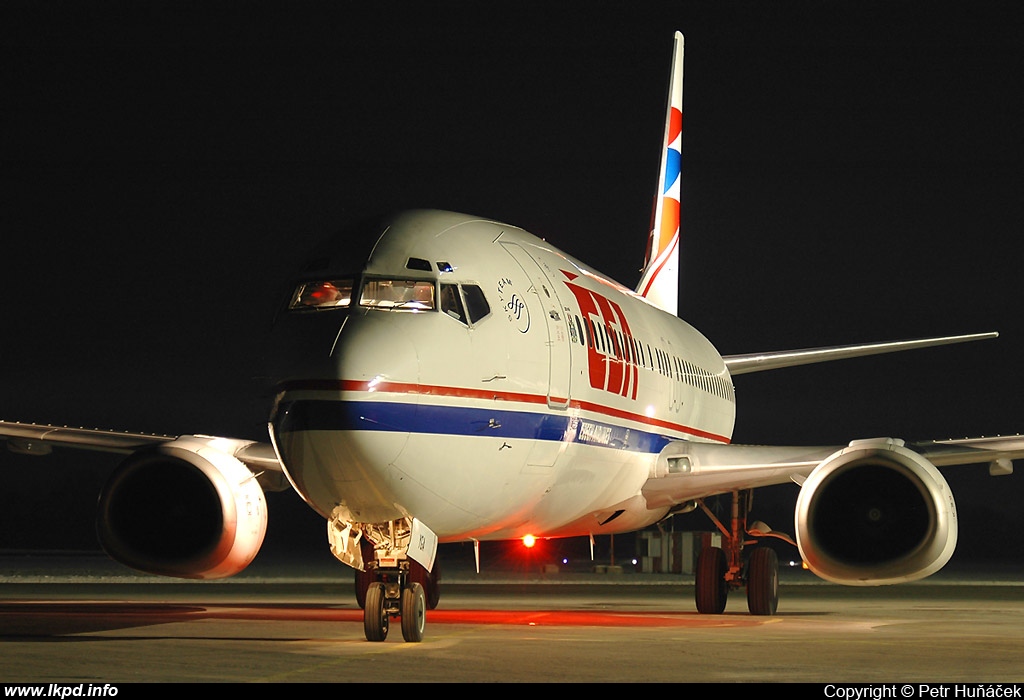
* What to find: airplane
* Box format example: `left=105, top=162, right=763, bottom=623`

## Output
left=2, top=31, right=1022, bottom=643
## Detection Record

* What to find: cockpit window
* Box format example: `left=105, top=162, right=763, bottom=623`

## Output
left=440, top=283, right=491, bottom=326
left=359, top=278, right=435, bottom=310
left=440, top=283, right=466, bottom=323
left=289, top=279, right=354, bottom=310
left=462, top=284, right=490, bottom=323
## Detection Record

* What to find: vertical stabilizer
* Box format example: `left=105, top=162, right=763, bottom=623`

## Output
left=636, top=31, right=684, bottom=316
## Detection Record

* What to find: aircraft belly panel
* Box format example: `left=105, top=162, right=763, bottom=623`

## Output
left=511, top=443, right=653, bottom=536
left=391, top=432, right=553, bottom=538
left=389, top=423, right=660, bottom=540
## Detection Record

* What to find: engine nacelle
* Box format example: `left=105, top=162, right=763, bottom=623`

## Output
left=97, top=436, right=268, bottom=579
left=794, top=438, right=957, bottom=585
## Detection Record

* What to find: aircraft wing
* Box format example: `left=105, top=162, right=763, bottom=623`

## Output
left=642, top=442, right=840, bottom=510
left=641, top=434, right=1019, bottom=511
left=723, top=332, right=998, bottom=375
left=909, top=435, right=1024, bottom=471
left=0, top=420, right=289, bottom=491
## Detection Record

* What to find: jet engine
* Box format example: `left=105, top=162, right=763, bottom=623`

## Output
left=794, top=438, right=957, bottom=585
left=97, top=436, right=268, bottom=579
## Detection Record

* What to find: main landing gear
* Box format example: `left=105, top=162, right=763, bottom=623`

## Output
left=693, top=489, right=787, bottom=616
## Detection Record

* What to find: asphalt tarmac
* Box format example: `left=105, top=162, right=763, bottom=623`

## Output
left=1, top=552, right=1023, bottom=683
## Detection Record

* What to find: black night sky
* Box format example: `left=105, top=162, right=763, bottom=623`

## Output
left=2, top=2, right=1023, bottom=563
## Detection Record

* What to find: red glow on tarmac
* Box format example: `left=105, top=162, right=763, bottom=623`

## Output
left=212, top=606, right=769, bottom=629
left=411, top=609, right=765, bottom=628
left=205, top=606, right=766, bottom=628
left=1, top=603, right=770, bottom=631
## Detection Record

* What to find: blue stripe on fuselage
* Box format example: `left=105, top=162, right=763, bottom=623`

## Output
left=274, top=399, right=676, bottom=454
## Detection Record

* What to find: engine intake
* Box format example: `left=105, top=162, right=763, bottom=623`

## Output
left=97, top=436, right=268, bottom=579
left=795, top=438, right=957, bottom=585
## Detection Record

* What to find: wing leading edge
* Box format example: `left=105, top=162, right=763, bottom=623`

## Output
left=643, top=433, right=1020, bottom=514
left=0, top=420, right=288, bottom=490
left=723, top=331, right=998, bottom=375
left=640, top=433, right=1019, bottom=588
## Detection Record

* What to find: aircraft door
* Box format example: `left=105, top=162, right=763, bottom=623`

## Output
left=500, top=242, right=572, bottom=410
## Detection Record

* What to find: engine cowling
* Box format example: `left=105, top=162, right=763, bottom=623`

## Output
left=794, top=438, right=957, bottom=585
left=97, top=436, right=268, bottom=579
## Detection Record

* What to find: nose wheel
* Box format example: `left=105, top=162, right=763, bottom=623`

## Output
left=363, top=582, right=390, bottom=641
left=401, top=582, right=426, bottom=642
left=361, top=573, right=428, bottom=642
left=333, top=517, right=438, bottom=641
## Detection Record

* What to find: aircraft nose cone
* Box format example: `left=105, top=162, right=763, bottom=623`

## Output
left=332, top=312, right=421, bottom=388
left=269, top=312, right=421, bottom=522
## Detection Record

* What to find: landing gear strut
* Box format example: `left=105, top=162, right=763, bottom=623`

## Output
left=693, top=489, right=785, bottom=616
left=330, top=515, right=438, bottom=642
left=354, top=537, right=441, bottom=613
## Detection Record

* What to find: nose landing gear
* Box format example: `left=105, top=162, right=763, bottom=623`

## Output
left=363, top=572, right=426, bottom=642
left=363, top=581, right=390, bottom=641
left=331, top=514, right=438, bottom=642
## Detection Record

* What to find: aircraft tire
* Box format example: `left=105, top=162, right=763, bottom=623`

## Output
left=363, top=583, right=389, bottom=642
left=746, top=546, right=779, bottom=616
left=695, top=546, right=728, bottom=614
left=409, top=558, right=441, bottom=610
left=401, top=582, right=426, bottom=642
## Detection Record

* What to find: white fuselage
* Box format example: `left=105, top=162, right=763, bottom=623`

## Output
left=270, top=210, right=736, bottom=542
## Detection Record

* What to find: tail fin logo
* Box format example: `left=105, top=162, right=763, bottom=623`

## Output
left=641, top=105, right=682, bottom=295
left=636, top=31, right=684, bottom=318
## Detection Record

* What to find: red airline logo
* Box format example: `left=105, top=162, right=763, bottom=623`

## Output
left=561, top=271, right=639, bottom=400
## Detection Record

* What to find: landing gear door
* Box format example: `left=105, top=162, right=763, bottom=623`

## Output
left=408, top=518, right=438, bottom=573
left=500, top=242, right=572, bottom=410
